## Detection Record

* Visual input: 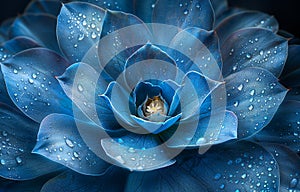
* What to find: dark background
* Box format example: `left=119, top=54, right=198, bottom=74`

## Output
left=0, top=0, right=299, bottom=37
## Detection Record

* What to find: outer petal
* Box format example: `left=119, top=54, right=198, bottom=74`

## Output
left=57, top=2, right=105, bottom=63
left=10, top=14, right=60, bottom=53
left=153, top=0, right=214, bottom=30
left=1, top=48, right=72, bottom=122
left=126, top=141, right=279, bottom=192
left=124, top=43, right=177, bottom=88
left=134, top=0, right=157, bottom=23
left=41, top=168, right=128, bottom=192
left=161, top=110, right=237, bottom=148
left=0, top=103, right=62, bottom=180
left=210, top=0, right=228, bottom=18
left=167, top=27, right=222, bottom=81
left=32, top=114, right=112, bottom=176
left=98, top=10, right=152, bottom=80
left=226, top=67, right=287, bottom=138
left=216, top=11, right=279, bottom=44
left=25, top=0, right=62, bottom=16
left=222, top=28, right=288, bottom=77
left=252, top=101, right=300, bottom=152
left=263, top=144, right=300, bottom=192
left=101, top=133, right=176, bottom=171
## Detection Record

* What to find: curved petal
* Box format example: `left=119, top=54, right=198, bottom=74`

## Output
left=32, top=114, right=112, bottom=176
left=215, top=7, right=244, bottom=26
left=79, top=0, right=134, bottom=13
left=126, top=141, right=279, bottom=192
left=263, top=144, right=300, bottom=192
left=0, top=103, right=62, bottom=180
left=179, top=71, right=222, bottom=119
left=101, top=133, right=176, bottom=171
left=133, top=81, right=162, bottom=109
left=153, top=0, right=214, bottom=30
left=210, top=0, right=228, bottom=18
left=124, top=43, right=177, bottom=88
left=0, top=37, right=40, bottom=106
left=57, top=2, right=105, bottom=63
left=98, top=10, right=152, bottom=80
left=41, top=168, right=128, bottom=192
left=222, top=28, right=288, bottom=77
left=131, top=113, right=181, bottom=134
left=1, top=48, right=72, bottom=122
left=161, top=110, right=237, bottom=148
left=10, top=14, right=60, bottom=54
left=25, top=0, right=62, bottom=16
left=216, top=11, right=279, bottom=44
left=252, top=101, right=300, bottom=152
left=225, top=67, right=287, bottom=138
left=167, top=27, right=222, bottom=81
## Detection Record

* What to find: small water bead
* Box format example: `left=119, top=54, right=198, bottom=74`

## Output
left=28, top=78, right=34, bottom=84
left=289, top=178, right=298, bottom=188
left=241, top=173, right=247, bottom=179
left=13, top=69, right=18, bottom=74
left=91, top=32, right=97, bottom=39
left=237, top=84, right=244, bottom=91
left=250, top=90, right=255, bottom=96
left=15, top=156, right=22, bottom=164
left=246, top=53, right=252, bottom=59
left=65, top=138, right=75, bottom=148
left=128, top=147, right=135, bottom=153
left=214, top=173, right=222, bottom=180
left=248, top=105, right=254, bottom=111
left=259, top=50, right=264, bottom=56
left=77, top=84, right=84, bottom=92
left=73, top=151, right=79, bottom=158
left=183, top=9, right=189, bottom=15
left=196, top=137, right=206, bottom=145
left=115, top=155, right=125, bottom=164
left=0, top=159, right=5, bottom=165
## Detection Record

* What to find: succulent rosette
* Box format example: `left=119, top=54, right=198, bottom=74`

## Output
left=0, top=0, right=299, bottom=191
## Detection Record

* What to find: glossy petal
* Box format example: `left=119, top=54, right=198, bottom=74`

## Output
left=57, top=62, right=115, bottom=129
left=167, top=27, right=222, bottom=80
left=41, top=168, right=128, bottom=192
left=153, top=0, right=214, bottom=30
left=101, top=133, right=176, bottom=171
left=252, top=101, right=300, bottom=152
left=210, top=0, right=228, bottom=18
left=222, top=28, right=288, bottom=77
left=161, top=110, right=237, bottom=148
left=25, top=0, right=62, bottom=16
left=124, top=43, right=177, bottom=88
left=33, top=114, right=112, bottom=176
left=98, top=10, right=152, bottom=80
left=216, top=11, right=279, bottom=44
left=10, top=14, right=60, bottom=53
left=263, top=144, right=300, bottom=192
left=0, top=37, right=40, bottom=106
left=226, top=67, right=287, bottom=138
left=131, top=113, right=181, bottom=134
left=1, top=48, right=72, bottom=122
left=79, top=0, right=133, bottom=12
left=179, top=71, right=222, bottom=119
left=0, top=103, right=62, bottom=180
left=57, top=2, right=105, bottom=63
left=127, top=141, right=279, bottom=192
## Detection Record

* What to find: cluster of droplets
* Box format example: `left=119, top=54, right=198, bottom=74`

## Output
left=0, top=48, right=11, bottom=62
left=178, top=1, right=201, bottom=16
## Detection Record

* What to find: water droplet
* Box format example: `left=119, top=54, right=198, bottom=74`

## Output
left=128, top=147, right=135, bottom=153
left=250, top=89, right=255, bottom=96
left=65, top=138, right=74, bottom=148
left=115, top=155, right=125, bottom=164
left=241, top=173, right=247, bottom=179
left=15, top=156, right=22, bottom=164
left=196, top=137, right=206, bottom=145
left=73, top=151, right=79, bottom=158
left=2, top=131, right=7, bottom=137
left=28, top=78, right=34, bottom=84
left=290, top=178, right=298, bottom=188
left=78, top=34, right=85, bottom=41
left=260, top=50, right=264, bottom=56
left=183, top=9, right=189, bottom=15
left=13, top=69, right=18, bottom=74
left=248, top=105, right=254, bottom=111
left=77, top=84, right=84, bottom=92
left=91, top=32, right=97, bottom=39
left=246, top=53, right=252, bottom=59
left=214, top=173, right=222, bottom=180
left=32, top=73, right=37, bottom=79
left=233, top=101, right=239, bottom=107
left=237, top=84, right=244, bottom=91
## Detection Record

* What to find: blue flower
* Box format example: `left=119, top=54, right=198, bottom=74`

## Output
left=0, top=0, right=298, bottom=191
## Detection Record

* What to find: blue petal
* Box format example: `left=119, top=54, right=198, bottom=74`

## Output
left=280, top=45, right=300, bottom=88
left=263, top=144, right=300, bottom=191
left=25, top=0, right=62, bottom=16
left=133, top=81, right=161, bottom=109
left=57, top=62, right=117, bottom=129
left=159, top=80, right=181, bottom=107
left=134, top=0, right=157, bottom=23
left=153, top=0, right=214, bottom=30
left=124, top=43, right=177, bottom=88
left=101, top=133, right=175, bottom=171
left=252, top=101, right=300, bottom=152
left=41, top=168, right=128, bottom=192
left=215, top=7, right=244, bottom=26
left=10, top=14, right=61, bottom=54
left=216, top=11, right=279, bottom=44
left=0, top=103, right=62, bottom=180
left=0, top=37, right=40, bottom=106
left=167, top=27, right=222, bottom=80
left=78, top=0, right=133, bottom=12
left=222, top=28, right=288, bottom=77
left=1, top=48, right=72, bottom=122
left=98, top=10, right=152, bottom=80
left=33, top=113, right=112, bottom=176
left=226, top=67, right=287, bottom=138
left=178, top=71, right=222, bottom=119
left=131, top=113, right=181, bottom=134
left=57, top=2, right=105, bottom=64
left=161, top=110, right=237, bottom=148
left=210, top=0, right=228, bottom=18
left=0, top=18, right=14, bottom=38
left=127, top=141, right=279, bottom=192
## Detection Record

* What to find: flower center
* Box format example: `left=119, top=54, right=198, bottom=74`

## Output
left=144, top=96, right=166, bottom=116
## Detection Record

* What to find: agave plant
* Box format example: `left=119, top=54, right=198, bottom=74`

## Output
left=0, top=0, right=299, bottom=191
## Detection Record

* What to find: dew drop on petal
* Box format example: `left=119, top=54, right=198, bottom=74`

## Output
left=290, top=178, right=298, bottom=188
left=15, top=156, right=22, bottom=164
left=65, top=138, right=74, bottom=148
